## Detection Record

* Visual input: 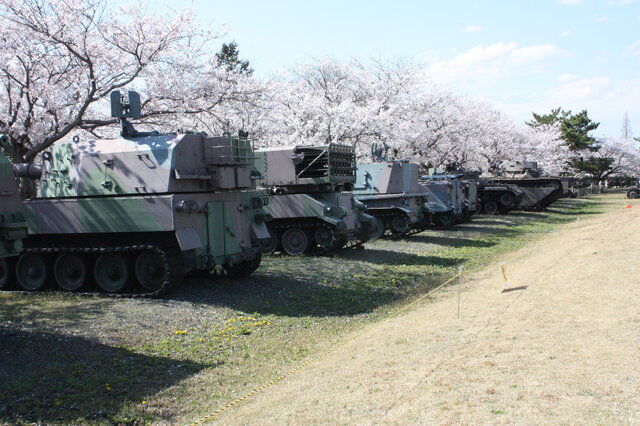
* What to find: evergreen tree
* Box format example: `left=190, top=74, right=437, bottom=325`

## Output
left=215, top=41, right=253, bottom=75
left=528, top=108, right=609, bottom=180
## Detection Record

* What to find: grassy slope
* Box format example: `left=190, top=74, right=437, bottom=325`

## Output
left=0, top=194, right=619, bottom=424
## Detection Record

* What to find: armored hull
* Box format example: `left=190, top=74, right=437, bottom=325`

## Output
left=256, top=144, right=372, bottom=255
left=486, top=177, right=563, bottom=211
left=354, top=162, right=432, bottom=239
left=477, top=181, right=523, bottom=215
left=419, top=176, right=469, bottom=227
left=0, top=149, right=28, bottom=288
left=2, top=91, right=270, bottom=295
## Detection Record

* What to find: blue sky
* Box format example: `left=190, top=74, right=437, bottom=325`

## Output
left=177, top=0, right=639, bottom=138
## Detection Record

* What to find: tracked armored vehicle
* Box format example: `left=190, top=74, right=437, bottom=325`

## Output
left=487, top=161, right=563, bottom=211
left=419, top=175, right=469, bottom=226
left=477, top=181, right=523, bottom=215
left=0, top=140, right=28, bottom=289
left=353, top=161, right=433, bottom=239
left=3, top=91, right=270, bottom=296
left=255, top=144, right=372, bottom=255
left=626, top=181, right=639, bottom=199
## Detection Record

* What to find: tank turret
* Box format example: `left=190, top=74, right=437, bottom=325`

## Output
left=255, top=143, right=372, bottom=255
left=3, top=91, right=270, bottom=295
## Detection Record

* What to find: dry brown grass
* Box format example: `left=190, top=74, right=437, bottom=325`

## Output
left=209, top=197, right=640, bottom=425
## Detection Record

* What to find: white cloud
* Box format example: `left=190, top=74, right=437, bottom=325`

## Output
left=626, top=40, right=640, bottom=56
left=463, top=25, right=482, bottom=33
left=427, top=42, right=568, bottom=84
left=598, top=14, right=609, bottom=22
left=560, top=30, right=571, bottom=37
left=558, top=0, right=583, bottom=4
left=550, top=77, right=611, bottom=101
left=557, top=73, right=578, bottom=82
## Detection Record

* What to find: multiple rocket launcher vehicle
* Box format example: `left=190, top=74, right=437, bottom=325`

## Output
left=0, top=91, right=565, bottom=295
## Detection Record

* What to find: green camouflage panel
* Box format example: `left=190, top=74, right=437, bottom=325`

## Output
left=29, top=133, right=269, bottom=270
left=0, top=151, right=27, bottom=258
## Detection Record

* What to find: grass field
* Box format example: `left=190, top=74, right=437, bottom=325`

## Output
left=0, top=193, right=620, bottom=424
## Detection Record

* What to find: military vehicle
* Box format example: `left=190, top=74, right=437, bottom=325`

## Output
left=254, top=143, right=373, bottom=255
left=3, top=91, right=270, bottom=295
left=486, top=161, right=564, bottom=211
left=353, top=161, right=433, bottom=238
left=477, top=181, right=523, bottom=215
left=626, top=181, right=639, bottom=199
left=419, top=175, right=469, bottom=225
left=0, top=137, right=28, bottom=289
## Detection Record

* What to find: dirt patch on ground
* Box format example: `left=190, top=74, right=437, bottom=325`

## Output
left=212, top=199, right=640, bottom=424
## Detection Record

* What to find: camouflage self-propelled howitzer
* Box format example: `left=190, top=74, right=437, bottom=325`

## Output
left=0, top=137, right=28, bottom=289
left=2, top=91, right=270, bottom=296
left=255, top=144, right=373, bottom=255
left=353, top=161, right=433, bottom=238
left=487, top=161, right=563, bottom=211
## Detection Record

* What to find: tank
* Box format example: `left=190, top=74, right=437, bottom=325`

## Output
left=3, top=91, right=270, bottom=295
left=353, top=161, right=433, bottom=238
left=254, top=144, right=373, bottom=255
left=0, top=139, right=28, bottom=289
left=487, top=161, right=564, bottom=210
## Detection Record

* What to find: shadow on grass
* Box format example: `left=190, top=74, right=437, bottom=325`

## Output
left=404, top=234, right=497, bottom=248
left=0, top=328, right=205, bottom=424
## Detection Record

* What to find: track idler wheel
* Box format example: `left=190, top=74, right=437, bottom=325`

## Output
left=281, top=227, right=310, bottom=256
left=54, top=253, right=90, bottom=292
left=95, top=253, right=130, bottom=293
left=135, top=250, right=168, bottom=291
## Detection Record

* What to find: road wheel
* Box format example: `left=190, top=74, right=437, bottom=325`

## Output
left=390, top=215, right=409, bottom=235
left=135, top=250, right=168, bottom=291
left=95, top=253, right=129, bottom=293
left=314, top=225, right=335, bottom=249
left=259, top=229, right=280, bottom=255
left=627, top=188, right=639, bottom=199
left=499, top=193, right=515, bottom=207
left=281, top=228, right=309, bottom=256
left=436, top=212, right=456, bottom=227
left=483, top=200, right=500, bottom=215
left=54, top=253, right=90, bottom=292
left=16, top=253, right=50, bottom=291
left=369, top=217, right=385, bottom=240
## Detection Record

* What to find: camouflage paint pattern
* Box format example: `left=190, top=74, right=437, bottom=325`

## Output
left=28, top=133, right=269, bottom=270
left=419, top=175, right=467, bottom=221
left=0, top=151, right=27, bottom=258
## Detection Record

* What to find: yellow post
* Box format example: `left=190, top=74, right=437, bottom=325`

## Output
left=500, top=262, right=509, bottom=292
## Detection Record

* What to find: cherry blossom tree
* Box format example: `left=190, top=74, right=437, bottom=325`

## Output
left=0, top=0, right=264, bottom=164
